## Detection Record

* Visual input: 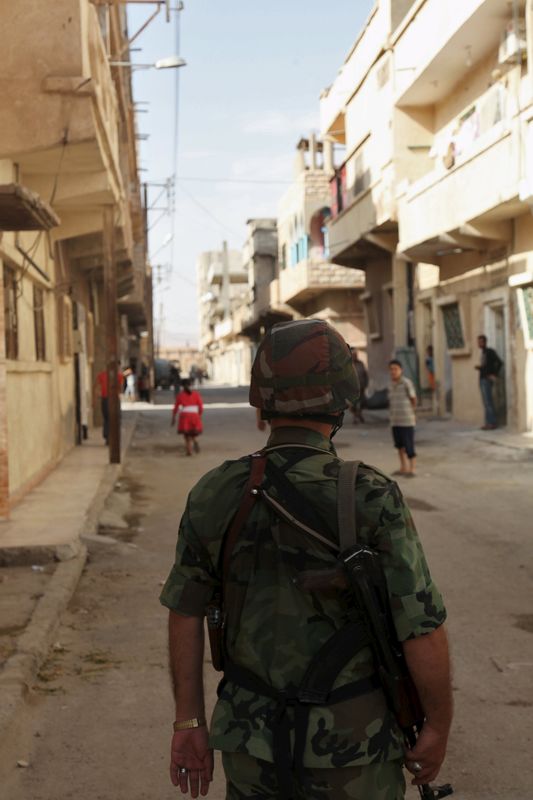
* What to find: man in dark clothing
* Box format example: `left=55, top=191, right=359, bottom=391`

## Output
left=475, top=335, right=503, bottom=430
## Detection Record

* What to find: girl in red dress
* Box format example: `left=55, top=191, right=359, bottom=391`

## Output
left=171, top=379, right=204, bottom=456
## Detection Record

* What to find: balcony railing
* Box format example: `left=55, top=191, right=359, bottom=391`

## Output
left=398, top=121, right=521, bottom=254
left=278, top=259, right=364, bottom=306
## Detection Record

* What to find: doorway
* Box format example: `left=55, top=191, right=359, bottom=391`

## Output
left=485, top=302, right=507, bottom=426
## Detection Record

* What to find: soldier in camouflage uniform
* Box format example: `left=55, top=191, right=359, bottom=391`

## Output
left=161, top=319, right=452, bottom=799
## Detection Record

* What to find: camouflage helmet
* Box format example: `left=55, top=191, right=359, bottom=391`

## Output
left=249, top=319, right=359, bottom=416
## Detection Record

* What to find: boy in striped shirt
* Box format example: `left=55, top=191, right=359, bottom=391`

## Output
left=388, top=359, right=417, bottom=477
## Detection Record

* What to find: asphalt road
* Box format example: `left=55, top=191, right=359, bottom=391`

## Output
left=2, top=388, right=532, bottom=800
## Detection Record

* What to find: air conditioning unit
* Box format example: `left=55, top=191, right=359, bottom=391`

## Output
left=498, top=19, right=527, bottom=65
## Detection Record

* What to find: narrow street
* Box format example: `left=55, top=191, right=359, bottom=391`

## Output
left=2, top=388, right=532, bottom=800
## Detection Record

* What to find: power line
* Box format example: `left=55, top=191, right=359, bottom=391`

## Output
left=177, top=182, right=242, bottom=240
left=177, top=176, right=292, bottom=185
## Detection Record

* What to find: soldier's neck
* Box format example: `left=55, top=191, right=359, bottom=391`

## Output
left=270, top=418, right=334, bottom=437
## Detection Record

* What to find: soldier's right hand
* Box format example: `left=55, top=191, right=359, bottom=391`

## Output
left=405, top=721, right=448, bottom=786
left=170, top=728, right=214, bottom=797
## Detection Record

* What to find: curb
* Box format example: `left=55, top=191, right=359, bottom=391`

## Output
left=473, top=434, right=533, bottom=457
left=0, top=412, right=140, bottom=748
left=81, top=412, right=139, bottom=543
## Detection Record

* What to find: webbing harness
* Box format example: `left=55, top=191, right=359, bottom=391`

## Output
left=218, top=448, right=377, bottom=799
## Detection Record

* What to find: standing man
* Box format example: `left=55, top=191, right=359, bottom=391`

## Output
left=160, top=320, right=452, bottom=799
left=475, top=335, right=502, bottom=430
left=388, top=359, right=417, bottom=477
left=349, top=347, right=369, bottom=423
left=94, top=366, right=123, bottom=444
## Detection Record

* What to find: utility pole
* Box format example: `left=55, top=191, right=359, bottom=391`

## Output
left=221, top=240, right=230, bottom=317
left=0, top=260, right=9, bottom=519
left=103, top=207, right=121, bottom=464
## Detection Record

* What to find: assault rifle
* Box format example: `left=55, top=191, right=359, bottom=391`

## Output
left=341, top=544, right=453, bottom=800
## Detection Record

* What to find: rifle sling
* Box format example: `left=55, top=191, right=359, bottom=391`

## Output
left=259, top=489, right=338, bottom=554
left=221, top=452, right=267, bottom=582
left=337, top=460, right=360, bottom=552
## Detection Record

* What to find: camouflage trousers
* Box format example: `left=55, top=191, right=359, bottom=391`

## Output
left=222, top=752, right=406, bottom=800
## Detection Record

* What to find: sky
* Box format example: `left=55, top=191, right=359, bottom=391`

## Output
left=128, top=0, right=375, bottom=348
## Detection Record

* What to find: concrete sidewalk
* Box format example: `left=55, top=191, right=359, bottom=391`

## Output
left=0, top=413, right=138, bottom=749
left=362, top=407, right=533, bottom=456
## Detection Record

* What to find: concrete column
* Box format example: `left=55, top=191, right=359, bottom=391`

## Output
left=392, top=256, right=409, bottom=348
left=309, top=133, right=318, bottom=170
left=0, top=255, right=9, bottom=519
left=323, top=138, right=335, bottom=176
left=103, top=207, right=121, bottom=464
left=293, top=147, right=306, bottom=178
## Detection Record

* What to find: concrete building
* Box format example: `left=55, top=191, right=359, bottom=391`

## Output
left=272, top=135, right=366, bottom=352
left=320, top=0, right=427, bottom=394
left=239, top=218, right=291, bottom=344
left=321, top=0, right=533, bottom=430
left=395, top=0, right=533, bottom=430
left=197, top=244, right=251, bottom=385
left=197, top=147, right=367, bottom=388
left=0, top=1, right=152, bottom=518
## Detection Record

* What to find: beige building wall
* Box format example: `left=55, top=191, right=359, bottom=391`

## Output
left=197, top=245, right=250, bottom=383
left=321, top=0, right=533, bottom=427
left=0, top=2, right=151, bottom=512
left=394, top=0, right=533, bottom=430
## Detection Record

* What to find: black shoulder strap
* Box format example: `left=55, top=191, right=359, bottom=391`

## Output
left=337, top=461, right=359, bottom=553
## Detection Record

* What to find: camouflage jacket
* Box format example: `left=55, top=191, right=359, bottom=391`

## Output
left=160, top=426, right=446, bottom=768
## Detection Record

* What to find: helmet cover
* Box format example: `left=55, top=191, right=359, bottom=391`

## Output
left=249, top=319, right=359, bottom=416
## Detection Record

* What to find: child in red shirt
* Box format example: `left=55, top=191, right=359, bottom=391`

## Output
left=171, top=379, right=204, bottom=456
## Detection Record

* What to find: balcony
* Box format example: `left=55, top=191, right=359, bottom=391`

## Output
left=0, top=184, right=60, bottom=231
left=394, top=0, right=524, bottom=106
left=0, top=1, right=125, bottom=231
left=278, top=259, right=364, bottom=307
left=320, top=3, right=389, bottom=138
left=397, top=120, right=523, bottom=262
left=328, top=161, right=397, bottom=267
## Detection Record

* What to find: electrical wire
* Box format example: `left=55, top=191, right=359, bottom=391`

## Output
left=177, top=182, right=242, bottom=239
left=177, top=176, right=292, bottom=185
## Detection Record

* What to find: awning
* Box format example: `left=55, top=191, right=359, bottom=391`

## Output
left=0, top=184, right=60, bottom=231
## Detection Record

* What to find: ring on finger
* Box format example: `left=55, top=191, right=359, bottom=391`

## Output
left=179, top=767, right=188, bottom=775
left=411, top=761, right=423, bottom=774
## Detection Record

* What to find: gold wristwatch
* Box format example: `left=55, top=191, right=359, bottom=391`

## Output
left=173, top=717, right=206, bottom=732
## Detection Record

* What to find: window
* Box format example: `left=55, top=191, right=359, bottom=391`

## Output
left=58, top=294, right=73, bottom=361
left=33, top=285, right=46, bottom=361
left=442, top=302, right=465, bottom=349
left=3, top=264, right=18, bottom=360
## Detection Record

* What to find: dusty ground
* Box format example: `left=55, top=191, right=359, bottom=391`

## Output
left=1, top=387, right=532, bottom=800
